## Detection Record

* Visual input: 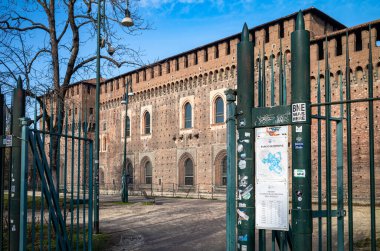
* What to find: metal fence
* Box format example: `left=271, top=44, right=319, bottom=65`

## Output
left=227, top=12, right=379, bottom=251
left=0, top=80, right=93, bottom=250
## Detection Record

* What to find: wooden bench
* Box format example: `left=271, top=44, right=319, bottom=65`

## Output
left=142, top=190, right=156, bottom=204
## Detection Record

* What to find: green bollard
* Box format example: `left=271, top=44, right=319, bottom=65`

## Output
left=236, top=23, right=255, bottom=251
left=9, top=76, right=26, bottom=251
left=290, top=11, right=312, bottom=251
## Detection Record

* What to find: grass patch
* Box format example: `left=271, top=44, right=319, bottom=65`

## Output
left=93, top=233, right=111, bottom=251
left=2, top=223, right=102, bottom=250
left=3, top=195, right=86, bottom=211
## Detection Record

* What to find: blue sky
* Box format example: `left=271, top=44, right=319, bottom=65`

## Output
left=116, top=0, right=379, bottom=73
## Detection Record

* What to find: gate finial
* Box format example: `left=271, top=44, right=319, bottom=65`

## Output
left=17, top=76, right=22, bottom=89
left=241, top=23, right=249, bottom=41
left=296, top=10, right=305, bottom=31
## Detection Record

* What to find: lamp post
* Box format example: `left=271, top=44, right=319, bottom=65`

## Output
left=121, top=79, right=134, bottom=202
left=94, top=0, right=134, bottom=234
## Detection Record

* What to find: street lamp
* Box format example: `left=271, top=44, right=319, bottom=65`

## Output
left=94, top=0, right=134, bottom=234
left=121, top=79, right=134, bottom=203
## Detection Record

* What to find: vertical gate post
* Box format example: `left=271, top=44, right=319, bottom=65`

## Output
left=290, top=11, right=312, bottom=250
left=9, top=76, right=25, bottom=251
left=225, top=89, right=237, bottom=251
left=0, top=87, right=4, bottom=250
left=19, top=117, right=31, bottom=251
left=236, top=23, right=255, bottom=251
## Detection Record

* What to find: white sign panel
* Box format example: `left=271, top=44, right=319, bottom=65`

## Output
left=255, top=127, right=288, bottom=182
left=292, top=103, right=306, bottom=122
left=255, top=126, right=289, bottom=230
left=255, top=182, right=289, bottom=230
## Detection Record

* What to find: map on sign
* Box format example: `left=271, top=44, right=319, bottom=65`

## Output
left=255, top=127, right=288, bottom=182
left=262, top=152, right=282, bottom=175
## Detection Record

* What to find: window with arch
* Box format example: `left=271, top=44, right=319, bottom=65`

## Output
left=184, top=158, right=194, bottom=185
left=127, top=162, right=133, bottom=184
left=145, top=161, right=152, bottom=184
left=126, top=116, right=130, bottom=137
left=103, top=137, right=107, bottom=151
left=144, top=111, right=151, bottom=134
left=184, top=102, right=192, bottom=128
left=222, top=156, right=227, bottom=186
left=215, top=97, right=224, bottom=123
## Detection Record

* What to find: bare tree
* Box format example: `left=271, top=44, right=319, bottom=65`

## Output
left=0, top=0, right=149, bottom=176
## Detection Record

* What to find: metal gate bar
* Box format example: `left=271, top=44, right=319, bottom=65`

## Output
left=227, top=12, right=379, bottom=251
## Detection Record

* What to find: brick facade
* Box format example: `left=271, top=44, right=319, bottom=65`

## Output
left=63, top=7, right=380, bottom=200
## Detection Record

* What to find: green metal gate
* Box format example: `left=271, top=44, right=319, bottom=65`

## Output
left=226, top=10, right=379, bottom=251
left=0, top=79, right=94, bottom=250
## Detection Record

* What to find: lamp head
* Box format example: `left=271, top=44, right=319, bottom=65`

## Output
left=121, top=9, right=134, bottom=27
left=107, top=44, right=116, bottom=56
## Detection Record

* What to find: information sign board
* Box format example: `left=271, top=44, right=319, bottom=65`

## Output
left=255, top=126, right=289, bottom=230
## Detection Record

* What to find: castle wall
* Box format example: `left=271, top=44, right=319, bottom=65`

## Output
left=61, top=10, right=380, bottom=200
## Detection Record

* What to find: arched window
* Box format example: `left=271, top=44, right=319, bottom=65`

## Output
left=144, top=112, right=150, bottom=134
left=145, top=161, right=152, bottom=184
left=184, top=158, right=194, bottom=185
left=222, top=156, right=227, bottom=186
left=215, top=97, right=224, bottom=123
left=127, top=163, right=133, bottom=184
left=184, top=102, right=192, bottom=128
left=126, top=116, right=130, bottom=137
left=103, top=137, right=107, bottom=151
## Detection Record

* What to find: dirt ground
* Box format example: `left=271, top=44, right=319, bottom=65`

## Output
left=98, top=195, right=379, bottom=251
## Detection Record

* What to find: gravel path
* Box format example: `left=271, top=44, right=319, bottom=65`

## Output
left=98, top=195, right=379, bottom=251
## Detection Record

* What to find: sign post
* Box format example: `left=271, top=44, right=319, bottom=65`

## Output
left=291, top=11, right=312, bottom=250
left=236, top=23, right=255, bottom=251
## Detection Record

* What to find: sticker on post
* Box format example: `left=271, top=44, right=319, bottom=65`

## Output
left=239, top=118, right=246, bottom=127
left=238, top=234, right=248, bottom=242
left=241, top=184, right=253, bottom=200
left=3, top=135, right=12, bottom=147
left=294, top=169, right=306, bottom=178
left=292, top=103, right=306, bottom=122
left=237, top=144, right=244, bottom=152
left=238, top=160, right=246, bottom=169
left=239, top=176, right=248, bottom=187
left=295, top=142, right=303, bottom=149
left=237, top=209, right=249, bottom=221
left=239, top=203, right=246, bottom=207
left=241, top=245, right=247, bottom=251
left=296, top=126, right=303, bottom=132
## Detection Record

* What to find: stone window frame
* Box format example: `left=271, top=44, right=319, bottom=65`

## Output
left=214, top=150, right=227, bottom=187
left=140, top=156, right=152, bottom=185
left=140, top=105, right=153, bottom=139
left=178, top=152, right=196, bottom=187
left=102, top=135, right=107, bottom=152
left=209, top=88, right=227, bottom=128
left=179, top=96, right=195, bottom=131
left=143, top=112, right=150, bottom=134
left=184, top=102, right=192, bottom=129
left=121, top=109, right=132, bottom=142
left=214, top=96, right=224, bottom=124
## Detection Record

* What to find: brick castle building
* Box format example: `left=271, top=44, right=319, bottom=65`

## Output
left=64, top=7, right=380, bottom=199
